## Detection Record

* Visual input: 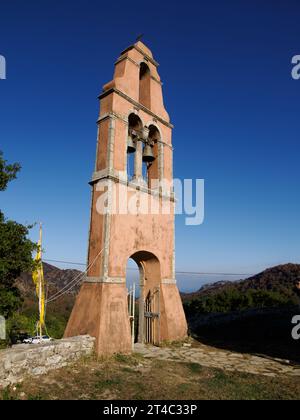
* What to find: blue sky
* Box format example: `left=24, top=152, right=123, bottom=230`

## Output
left=0, top=0, right=300, bottom=291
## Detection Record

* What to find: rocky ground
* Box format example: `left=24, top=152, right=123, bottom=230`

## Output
left=134, top=341, right=300, bottom=378
left=1, top=339, right=299, bottom=400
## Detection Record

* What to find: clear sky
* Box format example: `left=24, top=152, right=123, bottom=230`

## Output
left=0, top=0, right=299, bottom=290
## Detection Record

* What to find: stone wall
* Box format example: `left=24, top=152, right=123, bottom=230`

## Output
left=0, top=335, right=95, bottom=388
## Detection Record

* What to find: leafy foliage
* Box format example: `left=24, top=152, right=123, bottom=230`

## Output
left=184, top=288, right=296, bottom=316
left=0, top=286, right=23, bottom=319
left=0, top=151, right=36, bottom=326
left=0, top=151, right=21, bottom=191
left=0, top=212, right=36, bottom=289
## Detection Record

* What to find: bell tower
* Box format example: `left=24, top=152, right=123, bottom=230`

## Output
left=64, top=41, right=187, bottom=355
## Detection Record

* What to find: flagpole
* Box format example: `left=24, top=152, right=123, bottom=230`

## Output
left=39, top=222, right=42, bottom=339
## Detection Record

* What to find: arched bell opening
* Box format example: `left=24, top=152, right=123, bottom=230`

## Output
left=146, top=125, right=161, bottom=189
left=141, top=124, right=159, bottom=186
left=139, top=62, right=151, bottom=109
left=127, top=114, right=159, bottom=187
left=127, top=113, right=143, bottom=181
left=126, top=251, right=161, bottom=345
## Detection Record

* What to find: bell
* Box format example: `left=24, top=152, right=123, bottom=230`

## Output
left=127, top=135, right=136, bottom=153
left=142, top=144, right=155, bottom=162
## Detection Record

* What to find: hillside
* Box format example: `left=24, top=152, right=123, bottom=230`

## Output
left=182, top=263, right=300, bottom=303
left=182, top=264, right=300, bottom=363
left=16, top=262, right=83, bottom=297
left=11, top=263, right=82, bottom=340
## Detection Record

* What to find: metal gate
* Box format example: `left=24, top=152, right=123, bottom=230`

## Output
left=128, top=283, right=136, bottom=350
left=144, top=287, right=160, bottom=345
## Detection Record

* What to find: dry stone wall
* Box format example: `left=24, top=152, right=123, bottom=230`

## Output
left=0, top=335, right=95, bottom=387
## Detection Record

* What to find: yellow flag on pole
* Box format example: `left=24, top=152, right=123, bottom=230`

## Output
left=32, top=224, right=45, bottom=333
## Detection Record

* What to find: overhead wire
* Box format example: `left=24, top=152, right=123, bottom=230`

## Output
left=44, top=258, right=253, bottom=277
left=44, top=256, right=254, bottom=305
left=46, top=247, right=105, bottom=303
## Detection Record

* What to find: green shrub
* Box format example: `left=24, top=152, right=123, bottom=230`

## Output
left=184, top=288, right=294, bottom=316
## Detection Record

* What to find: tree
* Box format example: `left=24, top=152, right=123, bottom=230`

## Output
left=0, top=151, right=36, bottom=319
left=0, top=151, right=21, bottom=191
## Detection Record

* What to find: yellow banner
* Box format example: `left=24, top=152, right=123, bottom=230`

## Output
left=32, top=226, right=45, bottom=330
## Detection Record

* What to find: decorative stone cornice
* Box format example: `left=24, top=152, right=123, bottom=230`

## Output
left=161, top=278, right=177, bottom=285
left=89, top=172, right=176, bottom=202
left=84, top=276, right=125, bottom=284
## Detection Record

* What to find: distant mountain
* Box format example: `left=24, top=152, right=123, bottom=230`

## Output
left=16, top=262, right=83, bottom=296
left=181, top=281, right=233, bottom=300
left=182, top=263, right=300, bottom=303
left=238, top=263, right=300, bottom=295
left=17, top=262, right=300, bottom=304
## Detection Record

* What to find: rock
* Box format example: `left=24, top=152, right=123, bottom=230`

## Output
left=32, top=367, right=47, bottom=376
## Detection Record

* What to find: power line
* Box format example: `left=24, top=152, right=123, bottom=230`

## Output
left=175, top=271, right=252, bottom=276
left=45, top=253, right=254, bottom=304
left=44, top=259, right=86, bottom=267
left=43, top=258, right=253, bottom=276
left=46, top=245, right=106, bottom=303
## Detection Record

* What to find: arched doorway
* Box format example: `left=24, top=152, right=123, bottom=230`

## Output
left=126, top=251, right=161, bottom=345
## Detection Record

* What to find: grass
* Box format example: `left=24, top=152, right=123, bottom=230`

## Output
left=186, top=362, right=203, bottom=374
left=1, top=353, right=300, bottom=400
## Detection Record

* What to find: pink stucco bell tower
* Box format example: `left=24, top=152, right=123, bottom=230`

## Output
left=64, top=41, right=187, bottom=355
